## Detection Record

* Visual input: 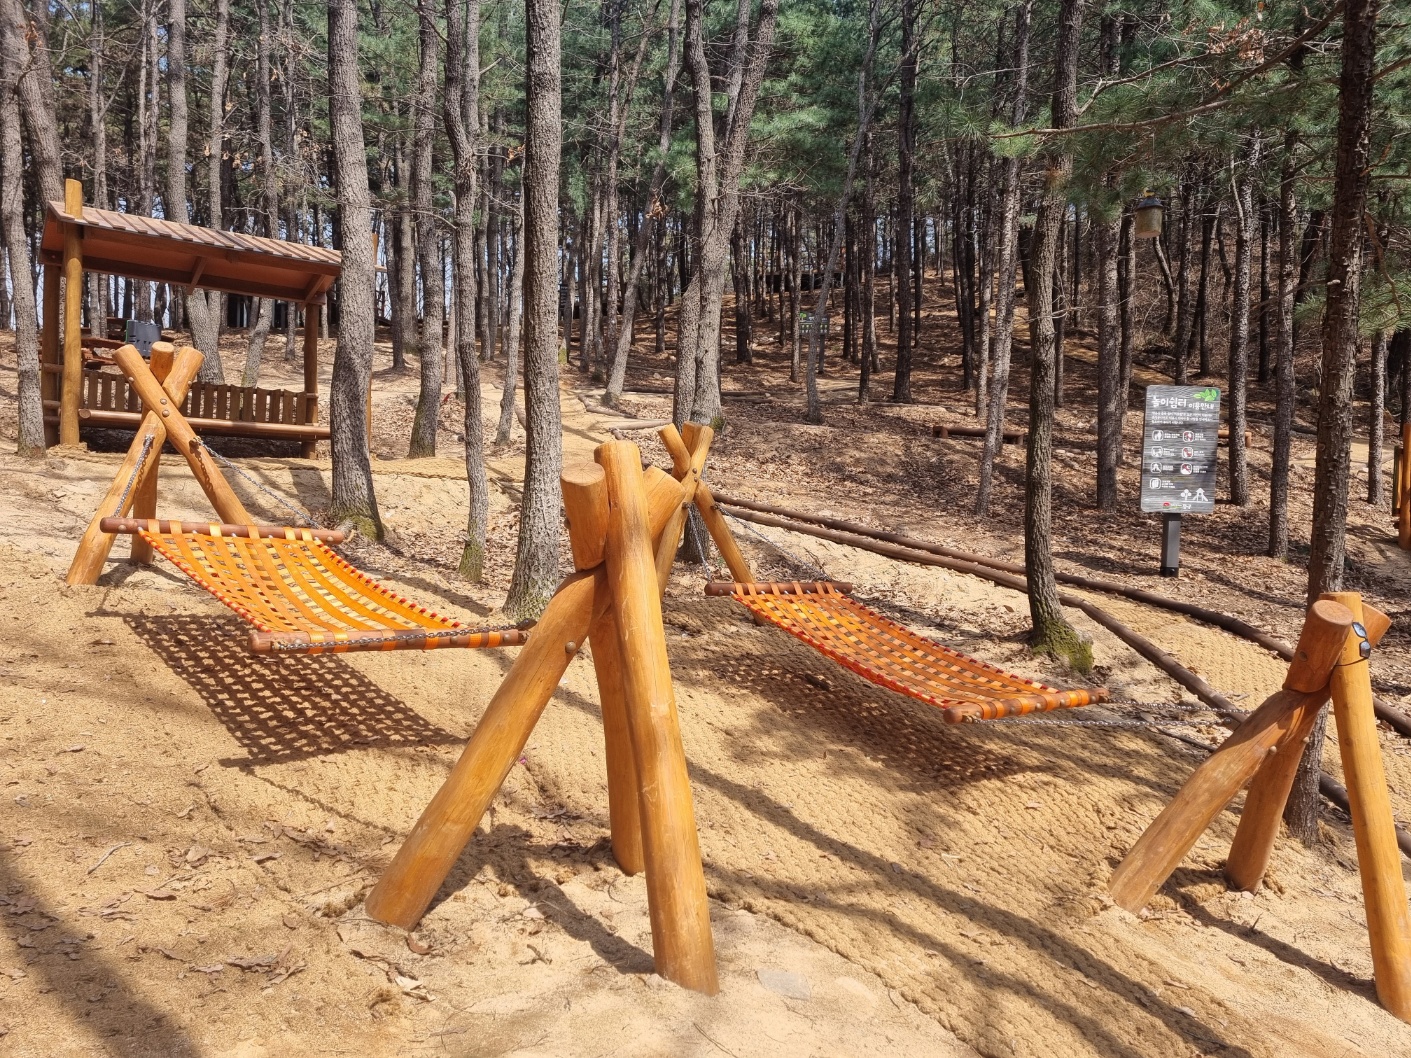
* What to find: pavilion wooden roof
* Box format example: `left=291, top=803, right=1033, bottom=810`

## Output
left=41, top=202, right=341, bottom=305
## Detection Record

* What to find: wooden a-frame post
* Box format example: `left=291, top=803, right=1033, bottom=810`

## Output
left=1110, top=593, right=1411, bottom=1022
left=67, top=343, right=256, bottom=585
left=365, top=440, right=719, bottom=994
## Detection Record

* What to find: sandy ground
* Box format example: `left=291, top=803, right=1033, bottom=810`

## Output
left=2, top=284, right=1411, bottom=1057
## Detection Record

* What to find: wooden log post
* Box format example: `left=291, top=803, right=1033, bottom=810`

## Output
left=304, top=306, right=321, bottom=459
left=1225, top=599, right=1393, bottom=891
left=65, top=345, right=205, bottom=585
left=656, top=424, right=709, bottom=585
left=597, top=439, right=718, bottom=994
left=60, top=179, right=85, bottom=446
left=563, top=461, right=643, bottom=875
left=1323, top=592, right=1411, bottom=1020
left=41, top=265, right=60, bottom=447
left=364, top=469, right=685, bottom=932
left=128, top=343, right=176, bottom=565
left=659, top=423, right=754, bottom=585
left=112, top=345, right=254, bottom=525
left=364, top=571, right=601, bottom=929
left=1108, top=599, right=1354, bottom=912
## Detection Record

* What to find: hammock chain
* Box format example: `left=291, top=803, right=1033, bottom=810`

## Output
left=723, top=507, right=830, bottom=580
left=192, top=440, right=320, bottom=529
left=112, top=434, right=156, bottom=517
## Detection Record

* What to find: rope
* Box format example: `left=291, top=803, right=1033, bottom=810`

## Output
left=192, top=440, right=320, bottom=529
left=112, top=435, right=156, bottom=517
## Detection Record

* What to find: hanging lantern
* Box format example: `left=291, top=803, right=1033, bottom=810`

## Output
left=1134, top=194, right=1164, bottom=240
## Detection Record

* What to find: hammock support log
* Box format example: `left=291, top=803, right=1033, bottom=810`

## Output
left=1110, top=593, right=1411, bottom=1023
left=366, top=441, right=719, bottom=994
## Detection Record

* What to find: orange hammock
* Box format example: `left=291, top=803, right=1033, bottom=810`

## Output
left=711, top=581, right=1103, bottom=722
left=102, top=518, right=526, bottom=656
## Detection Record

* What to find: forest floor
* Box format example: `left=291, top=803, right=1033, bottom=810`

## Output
left=1, top=272, right=1410, bottom=1058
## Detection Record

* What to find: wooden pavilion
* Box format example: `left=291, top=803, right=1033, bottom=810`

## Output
left=39, top=179, right=339, bottom=457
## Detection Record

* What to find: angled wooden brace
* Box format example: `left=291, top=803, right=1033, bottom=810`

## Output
left=109, top=344, right=254, bottom=525
left=365, top=450, right=719, bottom=994
left=659, top=422, right=754, bottom=585
left=67, top=343, right=205, bottom=585
left=1109, top=598, right=1362, bottom=911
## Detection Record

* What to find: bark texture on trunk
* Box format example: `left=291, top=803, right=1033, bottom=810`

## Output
left=672, top=0, right=779, bottom=427
left=1095, top=209, right=1121, bottom=509
left=1022, top=0, right=1090, bottom=672
left=975, top=0, right=1032, bottom=515
left=0, top=3, right=42, bottom=455
left=326, top=0, right=383, bottom=538
left=504, top=0, right=564, bottom=619
left=445, top=0, right=489, bottom=579
left=1227, top=136, right=1259, bottom=506
left=408, top=0, right=445, bottom=458
left=1268, top=131, right=1298, bottom=559
left=1288, top=0, right=1382, bottom=844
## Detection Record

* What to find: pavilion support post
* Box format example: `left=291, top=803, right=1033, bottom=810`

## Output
left=60, top=179, right=85, bottom=447
left=127, top=344, right=176, bottom=565
left=1108, top=599, right=1354, bottom=912
left=302, top=305, right=320, bottom=458
left=1321, top=592, right=1411, bottom=1020
left=66, top=344, right=204, bottom=585
left=597, top=440, right=718, bottom=995
left=41, top=264, right=60, bottom=447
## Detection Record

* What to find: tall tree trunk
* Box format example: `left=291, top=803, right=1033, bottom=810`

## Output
left=604, top=0, right=682, bottom=404
left=859, top=129, right=879, bottom=401
left=1, top=0, right=58, bottom=204
left=0, top=3, right=41, bottom=455
left=445, top=0, right=489, bottom=578
left=191, top=0, right=229, bottom=380
left=88, top=1, right=109, bottom=331
left=496, top=193, right=525, bottom=445
left=1117, top=212, right=1136, bottom=453
left=1286, top=0, right=1381, bottom=843
left=1369, top=329, right=1387, bottom=505
left=804, top=0, right=880, bottom=423
left=1095, top=207, right=1121, bottom=509
left=326, top=0, right=383, bottom=537
left=408, top=0, right=444, bottom=457
left=1227, top=137, right=1259, bottom=506
left=242, top=0, right=279, bottom=388
left=504, top=0, right=564, bottom=619
left=1268, top=132, right=1298, bottom=559
left=1022, top=0, right=1089, bottom=671
left=976, top=0, right=1032, bottom=515
left=891, top=0, right=917, bottom=404
left=673, top=0, right=779, bottom=426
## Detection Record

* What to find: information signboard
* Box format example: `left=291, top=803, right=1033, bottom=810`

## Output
left=798, top=309, right=830, bottom=336
left=1140, top=385, right=1220, bottom=515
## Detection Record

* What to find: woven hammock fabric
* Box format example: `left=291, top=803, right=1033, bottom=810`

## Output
left=138, top=523, right=525, bottom=655
left=726, top=582, right=1102, bottom=722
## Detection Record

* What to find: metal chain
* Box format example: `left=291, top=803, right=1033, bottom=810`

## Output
left=686, top=506, right=721, bottom=582
left=723, top=508, right=831, bottom=580
left=192, top=440, right=320, bottom=529
left=112, top=434, right=156, bottom=516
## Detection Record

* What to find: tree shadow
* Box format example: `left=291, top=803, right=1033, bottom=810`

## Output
left=0, top=845, right=202, bottom=1056
left=430, top=824, right=655, bottom=978
left=122, top=614, right=461, bottom=765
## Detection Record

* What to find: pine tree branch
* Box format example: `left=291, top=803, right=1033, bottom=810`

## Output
left=996, top=1, right=1345, bottom=140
